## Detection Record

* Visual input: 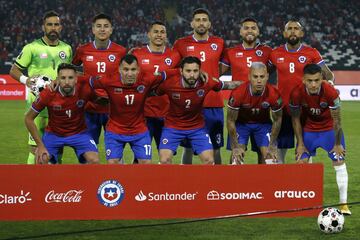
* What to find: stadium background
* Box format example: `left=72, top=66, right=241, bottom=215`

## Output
left=0, top=0, right=359, bottom=239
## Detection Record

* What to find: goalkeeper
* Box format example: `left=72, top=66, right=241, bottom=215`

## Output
left=9, top=11, right=72, bottom=164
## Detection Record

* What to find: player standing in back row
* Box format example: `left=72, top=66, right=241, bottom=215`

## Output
left=173, top=8, right=225, bottom=164
left=9, top=11, right=72, bottom=164
left=132, top=21, right=181, bottom=160
left=72, top=13, right=127, bottom=146
left=269, top=20, right=334, bottom=163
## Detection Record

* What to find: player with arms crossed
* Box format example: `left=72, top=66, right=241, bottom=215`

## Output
left=72, top=13, right=127, bottom=146
left=132, top=21, right=181, bottom=159
left=227, top=62, right=283, bottom=164
left=220, top=17, right=272, bottom=163
left=290, top=64, right=350, bottom=215
left=173, top=8, right=225, bottom=164
left=24, top=64, right=99, bottom=164
left=10, top=11, right=72, bottom=164
left=156, top=56, right=240, bottom=164
left=90, top=54, right=169, bottom=164
left=269, top=20, right=334, bottom=163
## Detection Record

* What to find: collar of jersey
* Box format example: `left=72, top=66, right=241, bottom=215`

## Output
left=181, top=77, right=199, bottom=88
left=249, top=83, right=265, bottom=96
left=147, top=45, right=166, bottom=54
left=284, top=43, right=303, bottom=52
left=41, top=37, right=60, bottom=47
left=192, top=34, right=209, bottom=42
left=59, top=86, right=76, bottom=97
left=241, top=42, right=261, bottom=50
left=92, top=40, right=112, bottom=50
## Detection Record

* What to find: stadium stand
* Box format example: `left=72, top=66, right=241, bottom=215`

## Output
left=0, top=0, right=359, bottom=72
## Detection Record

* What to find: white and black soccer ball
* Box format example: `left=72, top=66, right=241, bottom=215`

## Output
left=317, top=207, right=345, bottom=234
left=30, top=75, right=51, bottom=96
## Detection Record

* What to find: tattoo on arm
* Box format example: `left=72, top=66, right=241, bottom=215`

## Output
left=321, top=64, right=335, bottom=82
left=269, top=110, right=282, bottom=146
left=331, top=107, right=343, bottom=145
left=226, top=108, right=240, bottom=150
left=290, top=107, right=304, bottom=145
left=222, top=81, right=242, bottom=90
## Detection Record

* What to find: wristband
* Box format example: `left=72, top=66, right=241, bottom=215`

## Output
left=20, top=75, right=28, bottom=84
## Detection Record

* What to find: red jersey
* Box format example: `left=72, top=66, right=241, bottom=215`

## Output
left=31, top=76, right=94, bottom=136
left=228, top=82, right=283, bottom=124
left=91, top=72, right=164, bottom=135
left=156, top=73, right=224, bottom=130
left=269, top=44, right=324, bottom=109
left=72, top=41, right=127, bottom=113
left=289, top=82, right=339, bottom=132
left=221, top=43, right=272, bottom=82
left=132, top=45, right=181, bottom=118
left=173, top=35, right=225, bottom=107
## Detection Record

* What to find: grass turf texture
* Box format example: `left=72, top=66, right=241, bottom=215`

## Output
left=0, top=100, right=359, bottom=239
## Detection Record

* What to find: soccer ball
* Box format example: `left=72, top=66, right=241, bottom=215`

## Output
left=317, top=207, right=345, bottom=234
left=30, top=75, right=51, bottom=96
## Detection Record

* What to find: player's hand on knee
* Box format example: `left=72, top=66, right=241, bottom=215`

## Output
left=295, top=144, right=309, bottom=161
left=35, top=146, right=50, bottom=164
left=231, top=147, right=244, bottom=165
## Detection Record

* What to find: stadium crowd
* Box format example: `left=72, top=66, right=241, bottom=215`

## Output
left=0, top=0, right=359, bottom=70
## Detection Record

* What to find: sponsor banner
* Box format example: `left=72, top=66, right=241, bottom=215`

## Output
left=0, top=164, right=323, bottom=220
left=0, top=75, right=26, bottom=100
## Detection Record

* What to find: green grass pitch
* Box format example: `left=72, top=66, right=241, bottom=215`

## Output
left=0, top=100, right=359, bottom=239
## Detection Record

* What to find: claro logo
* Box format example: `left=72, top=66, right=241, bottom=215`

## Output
left=135, top=190, right=198, bottom=202
left=45, top=190, right=83, bottom=203
left=0, top=190, right=32, bottom=204
left=274, top=190, right=316, bottom=199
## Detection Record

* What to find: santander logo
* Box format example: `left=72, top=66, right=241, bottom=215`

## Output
left=45, top=190, right=84, bottom=203
left=135, top=191, right=147, bottom=201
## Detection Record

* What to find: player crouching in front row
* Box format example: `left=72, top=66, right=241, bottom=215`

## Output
left=155, top=56, right=241, bottom=164
left=25, top=63, right=100, bottom=164
left=289, top=64, right=351, bottom=215
left=227, top=62, right=283, bottom=164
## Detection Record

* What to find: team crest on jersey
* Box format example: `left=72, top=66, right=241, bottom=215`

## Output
left=172, top=93, right=180, bottom=99
left=165, top=58, right=172, bottom=66
left=108, top=54, right=116, bottom=62
left=210, top=43, right=218, bottom=51
left=59, top=51, right=66, bottom=60
left=114, top=88, right=123, bottom=94
left=53, top=105, right=62, bottom=110
left=137, top=85, right=145, bottom=93
left=86, top=56, right=94, bottom=61
left=320, top=102, right=328, bottom=108
left=106, top=149, right=111, bottom=156
left=298, top=56, right=307, bottom=63
left=162, top=138, right=168, bottom=144
left=76, top=99, right=85, bottom=108
left=261, top=101, right=270, bottom=108
left=236, top=52, right=243, bottom=58
left=197, top=89, right=205, bottom=97
left=255, top=50, right=263, bottom=57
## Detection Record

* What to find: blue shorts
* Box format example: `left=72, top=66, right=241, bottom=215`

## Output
left=181, top=107, right=224, bottom=149
left=300, top=130, right=346, bottom=161
left=43, top=131, right=98, bottom=164
left=146, top=117, right=164, bottom=149
left=226, top=123, right=271, bottom=150
left=160, top=127, right=213, bottom=155
left=226, top=130, right=260, bottom=152
left=85, top=112, right=109, bottom=144
left=105, top=131, right=152, bottom=160
left=277, top=112, right=294, bottom=148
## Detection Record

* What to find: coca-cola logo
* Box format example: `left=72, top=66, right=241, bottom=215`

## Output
left=45, top=190, right=84, bottom=203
